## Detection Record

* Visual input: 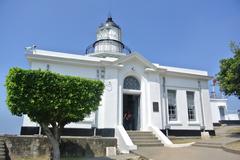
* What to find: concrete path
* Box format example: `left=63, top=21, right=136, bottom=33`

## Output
left=108, top=153, right=140, bottom=160
left=133, top=146, right=240, bottom=160
left=79, top=153, right=141, bottom=160
left=193, top=125, right=240, bottom=148
left=131, top=125, right=240, bottom=160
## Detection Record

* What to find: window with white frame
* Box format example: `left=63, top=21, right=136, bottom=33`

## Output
left=167, top=90, right=177, bottom=121
left=187, top=91, right=196, bottom=121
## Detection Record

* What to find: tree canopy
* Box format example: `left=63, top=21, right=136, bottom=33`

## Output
left=5, top=67, right=104, bottom=160
left=217, top=42, right=240, bottom=98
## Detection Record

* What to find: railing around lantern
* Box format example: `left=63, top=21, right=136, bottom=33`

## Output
left=85, top=39, right=131, bottom=54
left=210, top=92, right=226, bottom=99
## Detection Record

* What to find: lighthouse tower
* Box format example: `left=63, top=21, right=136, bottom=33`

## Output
left=86, top=16, right=131, bottom=58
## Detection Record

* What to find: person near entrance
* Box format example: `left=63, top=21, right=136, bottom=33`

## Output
left=123, top=111, right=133, bottom=130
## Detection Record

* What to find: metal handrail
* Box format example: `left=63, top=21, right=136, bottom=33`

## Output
left=85, top=39, right=131, bottom=54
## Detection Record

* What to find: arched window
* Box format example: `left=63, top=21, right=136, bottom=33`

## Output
left=123, top=76, right=140, bottom=90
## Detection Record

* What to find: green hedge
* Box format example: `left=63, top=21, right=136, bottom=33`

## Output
left=6, top=67, right=104, bottom=126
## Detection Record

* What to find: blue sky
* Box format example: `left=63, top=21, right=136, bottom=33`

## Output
left=0, top=0, right=240, bottom=134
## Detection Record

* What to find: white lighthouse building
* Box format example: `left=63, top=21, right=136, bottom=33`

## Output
left=22, top=16, right=215, bottom=153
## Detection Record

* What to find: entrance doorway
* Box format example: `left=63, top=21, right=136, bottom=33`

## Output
left=123, top=94, right=140, bottom=130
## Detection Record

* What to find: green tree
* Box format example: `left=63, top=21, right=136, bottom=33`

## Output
left=5, top=68, right=104, bottom=160
left=217, top=42, right=240, bottom=98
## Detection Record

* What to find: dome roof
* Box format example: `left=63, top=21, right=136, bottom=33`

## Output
left=99, top=16, right=120, bottom=29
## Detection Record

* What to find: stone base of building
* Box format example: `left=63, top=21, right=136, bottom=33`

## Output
left=220, top=120, right=240, bottom=125
left=21, top=127, right=216, bottom=137
left=1, top=135, right=117, bottom=159
left=161, top=129, right=216, bottom=136
left=20, top=127, right=115, bottom=137
left=213, top=122, right=221, bottom=126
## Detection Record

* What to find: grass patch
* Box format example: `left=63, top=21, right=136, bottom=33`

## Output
left=207, top=135, right=226, bottom=140
left=225, top=141, right=240, bottom=151
left=226, top=127, right=240, bottom=134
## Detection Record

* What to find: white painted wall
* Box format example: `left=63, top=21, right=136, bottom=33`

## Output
left=24, top=51, right=215, bottom=133
left=23, top=115, right=38, bottom=127
left=148, top=73, right=162, bottom=128
left=227, top=114, right=240, bottom=120
left=210, top=99, right=228, bottom=123
left=162, top=76, right=213, bottom=130
left=103, top=67, right=119, bottom=128
left=118, top=59, right=149, bottom=130
left=201, top=87, right=214, bottom=130
left=23, top=60, right=99, bottom=128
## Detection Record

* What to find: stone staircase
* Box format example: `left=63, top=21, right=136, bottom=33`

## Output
left=127, top=131, right=163, bottom=147
left=0, top=139, right=5, bottom=160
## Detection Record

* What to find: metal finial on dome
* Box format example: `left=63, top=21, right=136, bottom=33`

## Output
left=103, top=15, right=120, bottom=29
left=106, top=12, right=114, bottom=23
left=106, top=16, right=113, bottom=23
left=107, top=12, right=112, bottom=20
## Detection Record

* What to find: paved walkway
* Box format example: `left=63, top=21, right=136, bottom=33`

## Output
left=132, top=125, right=240, bottom=160
left=108, top=153, right=140, bottom=160
left=81, top=126, right=240, bottom=160
left=79, top=153, right=140, bottom=160
left=133, top=146, right=240, bottom=160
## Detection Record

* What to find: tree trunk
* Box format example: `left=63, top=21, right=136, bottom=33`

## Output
left=41, top=123, right=60, bottom=160
left=51, top=138, right=60, bottom=160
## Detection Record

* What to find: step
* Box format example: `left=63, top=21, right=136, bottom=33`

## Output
left=133, top=140, right=163, bottom=144
left=128, top=133, right=154, bottom=136
left=128, top=133, right=153, bottom=136
left=129, top=134, right=156, bottom=137
left=127, top=131, right=152, bottom=134
left=135, top=142, right=163, bottom=147
left=132, top=139, right=160, bottom=143
left=127, top=131, right=152, bottom=133
left=130, top=136, right=158, bottom=140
